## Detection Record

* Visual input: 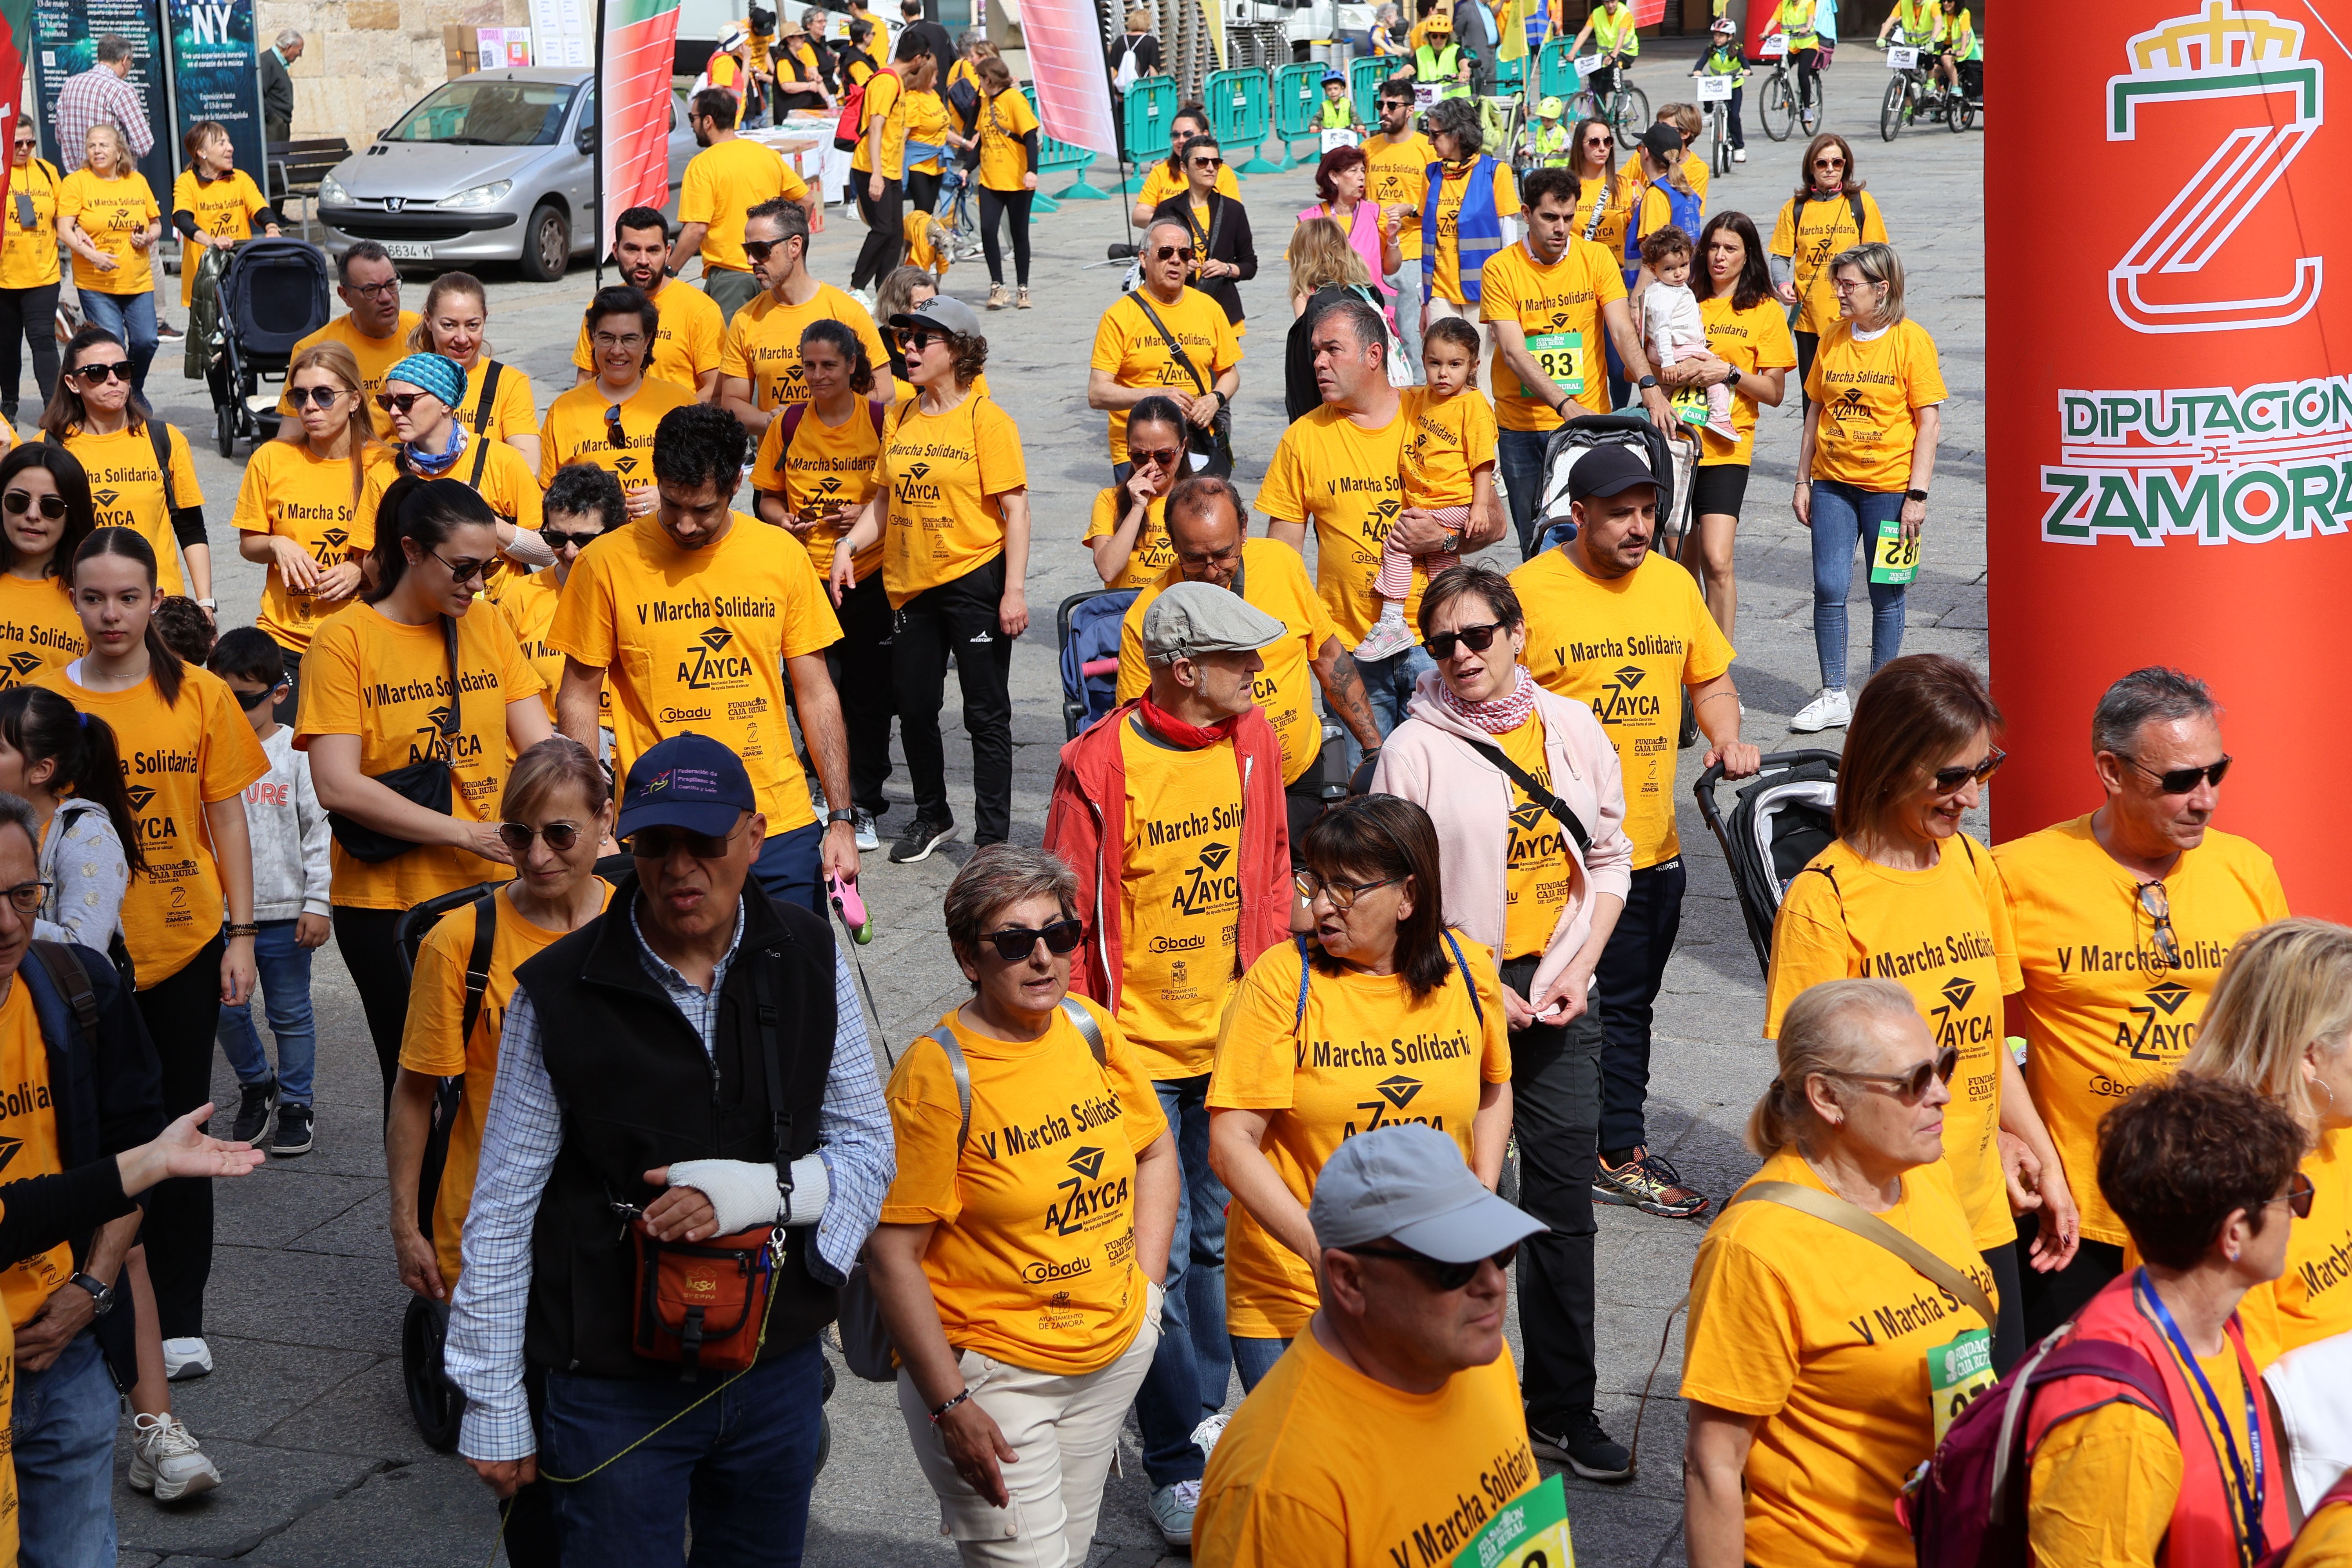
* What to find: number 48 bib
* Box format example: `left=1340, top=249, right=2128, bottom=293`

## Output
left=1520, top=331, right=1584, bottom=398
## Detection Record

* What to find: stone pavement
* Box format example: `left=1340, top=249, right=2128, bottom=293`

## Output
left=111, top=56, right=1983, bottom=1566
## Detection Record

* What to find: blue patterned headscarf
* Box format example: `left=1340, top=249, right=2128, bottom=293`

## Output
left=385, top=353, right=470, bottom=475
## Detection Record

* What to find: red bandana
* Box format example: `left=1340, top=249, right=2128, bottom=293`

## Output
left=1137, top=697, right=1240, bottom=750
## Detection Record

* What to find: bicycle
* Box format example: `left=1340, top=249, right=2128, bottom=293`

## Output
left=1566, top=52, right=1650, bottom=149
left=1695, top=71, right=1737, bottom=175
left=1754, top=36, right=1820, bottom=142
left=1876, top=31, right=1945, bottom=140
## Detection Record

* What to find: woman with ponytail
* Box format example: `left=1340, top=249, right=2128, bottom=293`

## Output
left=39, top=324, right=210, bottom=606
left=34, top=525, right=268, bottom=1381
left=296, top=474, right=551, bottom=1105
left=0, top=441, right=98, bottom=684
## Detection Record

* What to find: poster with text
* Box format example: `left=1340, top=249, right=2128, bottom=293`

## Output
left=30, top=0, right=175, bottom=194
left=165, top=0, right=262, bottom=185
left=0, top=0, right=32, bottom=220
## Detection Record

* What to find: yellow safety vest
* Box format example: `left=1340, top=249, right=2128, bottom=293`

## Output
left=1592, top=5, right=1639, bottom=55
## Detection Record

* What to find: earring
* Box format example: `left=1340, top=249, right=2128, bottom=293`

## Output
left=2316, top=1076, right=2338, bottom=1112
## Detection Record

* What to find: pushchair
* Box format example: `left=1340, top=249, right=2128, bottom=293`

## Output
left=1524, top=412, right=1700, bottom=560
left=1058, top=587, right=1139, bottom=739
left=201, top=236, right=332, bottom=458
left=1693, top=750, right=1841, bottom=975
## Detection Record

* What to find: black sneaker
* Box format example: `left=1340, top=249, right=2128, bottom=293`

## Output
left=268, top=1102, right=314, bottom=1158
left=156, top=319, right=185, bottom=342
left=888, top=817, right=957, bottom=864
left=1530, top=1413, right=1633, bottom=1482
left=231, top=1076, right=276, bottom=1144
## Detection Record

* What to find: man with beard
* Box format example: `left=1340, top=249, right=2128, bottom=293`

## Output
left=572, top=207, right=725, bottom=399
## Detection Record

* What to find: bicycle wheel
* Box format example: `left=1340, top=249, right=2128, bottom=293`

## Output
left=1953, top=96, right=1977, bottom=132
left=1880, top=75, right=1906, bottom=140
left=1612, top=83, right=1651, bottom=148
left=1713, top=108, right=1732, bottom=174
left=1566, top=90, right=1602, bottom=126
left=1760, top=72, right=1795, bottom=140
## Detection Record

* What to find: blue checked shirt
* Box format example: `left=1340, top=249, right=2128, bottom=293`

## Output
left=445, top=902, right=894, bottom=1462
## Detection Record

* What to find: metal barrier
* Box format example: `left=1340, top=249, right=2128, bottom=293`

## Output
left=1271, top=61, right=1324, bottom=170
left=1025, top=85, right=1107, bottom=212
left=1205, top=66, right=1282, bottom=175
left=1537, top=38, right=1581, bottom=102
left=1492, top=51, right=1526, bottom=94
left=1114, top=75, right=1178, bottom=202
left=1350, top=55, right=1391, bottom=125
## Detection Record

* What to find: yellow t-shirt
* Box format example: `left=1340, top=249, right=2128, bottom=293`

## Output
left=878, top=995, right=1168, bottom=1376
left=399, top=882, right=615, bottom=1286
left=1209, top=936, right=1512, bottom=1338
left=1682, top=1152, right=1997, bottom=1568
left=1397, top=383, right=1497, bottom=508
left=2288, top=1499, right=2352, bottom=1568
left=57, top=169, right=159, bottom=295
left=902, top=88, right=949, bottom=175
left=1113, top=718, right=1247, bottom=1078
left=751, top=397, right=887, bottom=582
left=0, top=573, right=85, bottom=686
left=537, top=377, right=700, bottom=490
left=679, top=137, right=811, bottom=273
left=1697, top=291, right=1800, bottom=466
left=717, top=283, right=891, bottom=414
left=1361, top=132, right=1437, bottom=263
left=492, top=567, right=571, bottom=722
left=1252, top=403, right=1411, bottom=647
left=1570, top=177, right=1629, bottom=264
left=1993, top=816, right=2288, bottom=1247
left=1612, top=157, right=1709, bottom=231
left=548, top=514, right=840, bottom=833
left=1135, top=157, right=1240, bottom=213
left=1193, top=1330, right=1538, bottom=1568
left=570, top=278, right=727, bottom=394
left=449, top=360, right=541, bottom=445
left=2250, top=1125, right=2352, bottom=1363
left=1429, top=158, right=1521, bottom=305
left=849, top=68, right=908, bottom=180
left=292, top=599, right=545, bottom=911
left=878, top=393, right=1027, bottom=609
left=285, top=312, right=426, bottom=437
left=1116, top=539, right=1338, bottom=788
left=1083, top=489, right=1173, bottom=590
left=0, top=979, right=70, bottom=1327
left=976, top=87, right=1041, bottom=192
left=0, top=158, right=62, bottom=291
left=1512, top=548, right=1733, bottom=867
left=1479, top=237, right=1626, bottom=429
left=169, top=168, right=269, bottom=305
left=42, top=424, right=206, bottom=599
left=233, top=441, right=386, bottom=652
left=34, top=664, right=269, bottom=981
left=1497, top=713, right=1576, bottom=960
left=1764, top=834, right=2024, bottom=1248
left=360, top=441, right=542, bottom=536
left=1806, top=319, right=1948, bottom=493
left=1770, top=189, right=1890, bottom=336
left=1089, top=287, right=1242, bottom=464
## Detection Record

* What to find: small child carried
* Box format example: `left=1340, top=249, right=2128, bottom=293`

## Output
left=1356, top=316, right=1497, bottom=662
left=1637, top=225, right=1739, bottom=442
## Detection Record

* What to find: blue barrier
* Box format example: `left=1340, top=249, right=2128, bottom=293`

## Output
left=1025, top=84, right=1105, bottom=209
left=1537, top=38, right=1581, bottom=102
left=1351, top=54, right=1392, bottom=125
left=1205, top=67, right=1281, bottom=175
left=1271, top=60, right=1325, bottom=170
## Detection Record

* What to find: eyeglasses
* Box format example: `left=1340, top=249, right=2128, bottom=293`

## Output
left=590, top=332, right=648, bottom=352
left=71, top=361, right=131, bottom=385
left=603, top=404, right=628, bottom=448
left=542, top=528, right=603, bottom=551
left=626, top=818, right=748, bottom=860
left=2122, top=752, right=2232, bottom=795
left=0, top=878, right=50, bottom=915
left=2270, top=1171, right=2317, bottom=1220
left=1175, top=543, right=1240, bottom=569
left=230, top=683, right=277, bottom=711
left=978, top=917, right=1085, bottom=964
left=347, top=278, right=401, bottom=299
left=2136, top=878, right=2181, bottom=969
left=497, top=820, right=584, bottom=853
left=2, top=490, right=67, bottom=519
left=375, top=391, right=439, bottom=415
left=1929, top=748, right=2006, bottom=795
left=1129, top=446, right=1182, bottom=470
left=1340, top=1242, right=1518, bottom=1292
left=1424, top=620, right=1505, bottom=660
left=1147, top=243, right=1189, bottom=261
left=1825, top=1044, right=1960, bottom=1102
left=285, top=385, right=348, bottom=408
left=1294, top=870, right=1401, bottom=911
left=428, top=548, right=502, bottom=584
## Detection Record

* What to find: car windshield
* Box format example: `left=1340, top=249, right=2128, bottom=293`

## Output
left=386, top=80, right=579, bottom=146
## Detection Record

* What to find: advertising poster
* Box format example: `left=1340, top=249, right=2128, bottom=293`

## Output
left=29, top=0, right=176, bottom=194
left=164, top=0, right=262, bottom=183
left=478, top=27, right=535, bottom=67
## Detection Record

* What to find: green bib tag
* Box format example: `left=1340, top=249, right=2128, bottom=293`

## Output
left=1670, top=383, right=1712, bottom=428
left=1928, top=1327, right=1995, bottom=1445
left=1520, top=331, right=1584, bottom=398
left=1451, top=1472, right=1575, bottom=1568
left=1869, top=518, right=1920, bottom=585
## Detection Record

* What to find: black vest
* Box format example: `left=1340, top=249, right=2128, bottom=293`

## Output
left=512, top=875, right=839, bottom=1381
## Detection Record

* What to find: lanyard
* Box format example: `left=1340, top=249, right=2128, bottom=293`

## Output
left=2135, top=1269, right=2267, bottom=1564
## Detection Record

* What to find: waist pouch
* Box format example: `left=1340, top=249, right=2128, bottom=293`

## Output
left=630, top=1219, right=780, bottom=1379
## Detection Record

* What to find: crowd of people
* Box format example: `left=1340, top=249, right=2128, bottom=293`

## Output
left=0, top=7, right=2336, bottom=1568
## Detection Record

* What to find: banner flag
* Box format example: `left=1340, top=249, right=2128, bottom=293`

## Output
left=598, top=0, right=683, bottom=263
left=1498, top=0, right=1527, bottom=65
left=1020, top=0, right=1119, bottom=158
left=0, top=0, right=29, bottom=218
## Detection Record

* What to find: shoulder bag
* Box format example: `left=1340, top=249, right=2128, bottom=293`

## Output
left=325, top=615, right=462, bottom=863
left=1125, top=288, right=1234, bottom=478
left=1728, top=1178, right=1997, bottom=1327
left=1462, top=736, right=1592, bottom=856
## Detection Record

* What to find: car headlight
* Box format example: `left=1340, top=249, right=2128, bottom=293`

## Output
left=439, top=180, right=512, bottom=209
left=319, top=173, right=347, bottom=205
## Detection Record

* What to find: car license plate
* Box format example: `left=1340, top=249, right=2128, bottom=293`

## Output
left=381, top=241, right=434, bottom=261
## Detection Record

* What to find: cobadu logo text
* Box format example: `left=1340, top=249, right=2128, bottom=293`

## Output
left=676, top=626, right=756, bottom=690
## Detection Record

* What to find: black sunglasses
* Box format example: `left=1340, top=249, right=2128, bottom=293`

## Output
left=1424, top=620, right=1505, bottom=660
left=1827, top=1044, right=1960, bottom=1102
left=626, top=819, right=747, bottom=859
left=285, top=385, right=348, bottom=408
left=979, top=918, right=1083, bottom=963
left=2273, top=1171, right=2316, bottom=1220
left=3, top=489, right=67, bottom=519
left=604, top=404, right=628, bottom=448
left=428, top=548, right=502, bottom=585
left=230, top=683, right=277, bottom=711
left=376, top=391, right=438, bottom=415
left=1129, top=445, right=1183, bottom=470
left=2123, top=752, right=2231, bottom=795
left=72, top=361, right=131, bottom=384
left=742, top=238, right=780, bottom=264
left=1342, top=1242, right=1518, bottom=1292
left=1930, top=748, right=2007, bottom=795
left=1146, top=243, right=1188, bottom=261
left=1189, top=155, right=1221, bottom=169
left=542, top=528, right=603, bottom=551
left=498, top=820, right=584, bottom=853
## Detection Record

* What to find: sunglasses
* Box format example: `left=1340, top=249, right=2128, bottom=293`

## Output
left=1129, top=446, right=1182, bottom=470
left=2271, top=1171, right=2316, bottom=1220
left=1147, top=243, right=1189, bottom=262
left=896, top=327, right=948, bottom=352
left=1341, top=1242, right=1518, bottom=1292
left=1827, top=1044, right=1961, bottom=1102
left=742, top=238, right=782, bottom=264
left=230, top=683, right=278, bottom=711
left=2123, top=753, right=2231, bottom=795
left=1294, top=870, right=1401, bottom=912
left=1929, top=748, right=2006, bottom=795
left=1189, top=156, right=1221, bottom=169
left=626, top=819, right=747, bottom=860
left=1425, top=620, right=1505, bottom=661
left=428, top=548, right=502, bottom=584
left=542, top=528, right=603, bottom=551
left=0, top=878, right=50, bottom=916
left=1814, top=157, right=1848, bottom=169
left=604, top=404, right=628, bottom=448
left=498, top=820, right=584, bottom=854
left=978, top=918, right=1084, bottom=964
left=2136, top=878, right=2181, bottom=969
left=2, top=489, right=67, bottom=519
left=285, top=385, right=348, bottom=408
left=72, top=361, right=131, bottom=385
left=376, top=391, right=440, bottom=415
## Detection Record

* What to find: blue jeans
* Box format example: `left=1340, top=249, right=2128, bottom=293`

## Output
left=1132, top=1073, right=1230, bottom=1486
left=752, top=819, right=823, bottom=914
left=541, top=1336, right=826, bottom=1568
left=214, top=918, right=318, bottom=1104
left=14, top=1332, right=115, bottom=1568
left=1352, top=642, right=1436, bottom=739
left=1229, top=1334, right=1290, bottom=1395
left=76, top=287, right=158, bottom=397
left=1497, top=427, right=1555, bottom=558
left=1808, top=479, right=1908, bottom=690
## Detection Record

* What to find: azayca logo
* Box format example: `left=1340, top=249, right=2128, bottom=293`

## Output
left=676, top=626, right=755, bottom=690
left=1044, top=1144, right=1130, bottom=1238
left=2122, top=977, right=2197, bottom=1061
left=1170, top=840, right=1239, bottom=917
left=1591, top=663, right=1661, bottom=726
left=1345, top=1074, right=1444, bottom=1136
left=1928, top=973, right=1997, bottom=1055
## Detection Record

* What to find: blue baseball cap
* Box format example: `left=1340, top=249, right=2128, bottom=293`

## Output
left=616, top=733, right=757, bottom=840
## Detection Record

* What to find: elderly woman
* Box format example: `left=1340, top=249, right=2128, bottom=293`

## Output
left=1685, top=978, right=1996, bottom=1568
left=1298, top=146, right=1401, bottom=311
left=870, top=845, right=1175, bottom=1564
left=1152, top=135, right=1256, bottom=332
left=0, top=118, right=64, bottom=422
left=1419, top=95, right=1518, bottom=351
left=1765, top=653, right=2072, bottom=1372
left=56, top=124, right=161, bottom=394
left=1209, top=795, right=1513, bottom=1393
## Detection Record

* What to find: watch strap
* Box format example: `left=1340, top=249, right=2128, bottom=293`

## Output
left=68, top=1271, right=111, bottom=1312
left=826, top=809, right=856, bottom=826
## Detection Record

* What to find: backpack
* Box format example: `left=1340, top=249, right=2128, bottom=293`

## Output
left=833, top=64, right=891, bottom=152
left=1622, top=177, right=1706, bottom=280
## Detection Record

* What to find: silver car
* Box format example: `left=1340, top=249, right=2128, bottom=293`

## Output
left=317, top=68, right=697, bottom=279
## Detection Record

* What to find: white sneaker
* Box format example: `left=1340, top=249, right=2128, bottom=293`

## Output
left=1353, top=615, right=1417, bottom=664
left=1149, top=1479, right=1202, bottom=1546
left=162, top=1337, right=213, bottom=1381
left=1190, top=1409, right=1230, bottom=1459
left=128, top=1412, right=222, bottom=1503
left=1790, top=687, right=1852, bottom=733
left=1732, top=147, right=1747, bottom=163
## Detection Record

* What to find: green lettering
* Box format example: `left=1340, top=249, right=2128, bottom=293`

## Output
left=2288, top=464, right=2340, bottom=537
left=2147, top=470, right=2220, bottom=540
left=2089, top=475, right=2151, bottom=541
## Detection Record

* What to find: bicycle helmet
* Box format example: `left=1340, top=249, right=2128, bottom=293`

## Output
left=1537, top=96, right=1564, bottom=117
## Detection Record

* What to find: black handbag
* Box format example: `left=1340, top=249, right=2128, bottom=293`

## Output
left=1124, top=289, right=1234, bottom=479
left=327, top=616, right=461, bottom=864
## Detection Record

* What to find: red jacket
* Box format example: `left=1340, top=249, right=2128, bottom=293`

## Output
left=1042, top=700, right=1293, bottom=1014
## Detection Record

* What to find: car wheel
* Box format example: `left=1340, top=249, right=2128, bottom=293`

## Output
left=520, top=201, right=570, bottom=282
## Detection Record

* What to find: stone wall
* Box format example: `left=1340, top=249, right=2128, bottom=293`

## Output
left=256, top=0, right=573, bottom=152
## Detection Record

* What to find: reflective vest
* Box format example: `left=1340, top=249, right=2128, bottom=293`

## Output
left=1318, top=96, right=1354, bottom=129
left=1416, top=41, right=1470, bottom=97
left=1532, top=122, right=1572, bottom=167
left=1592, top=4, right=1638, bottom=55
left=1771, top=0, right=1819, bottom=49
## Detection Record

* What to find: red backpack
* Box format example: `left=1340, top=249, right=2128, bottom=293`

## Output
left=831, top=64, right=893, bottom=152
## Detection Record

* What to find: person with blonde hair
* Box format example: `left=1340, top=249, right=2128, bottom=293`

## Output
left=405, top=272, right=540, bottom=472
left=1282, top=218, right=1383, bottom=421
left=55, top=123, right=161, bottom=394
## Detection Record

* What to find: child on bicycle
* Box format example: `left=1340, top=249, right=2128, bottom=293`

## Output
left=1695, top=16, right=1746, bottom=164
left=1354, top=317, right=1496, bottom=662
left=1635, top=226, right=1736, bottom=441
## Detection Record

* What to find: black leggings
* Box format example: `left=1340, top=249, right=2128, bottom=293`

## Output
left=906, top=169, right=942, bottom=220
left=852, top=175, right=905, bottom=290
left=137, top=935, right=224, bottom=1339
left=1795, top=329, right=1819, bottom=410
left=831, top=569, right=896, bottom=815
left=334, top=905, right=412, bottom=1113
left=1981, top=1240, right=2025, bottom=1376
left=1791, top=45, right=1821, bottom=108
left=978, top=187, right=1033, bottom=287
left=0, top=281, right=60, bottom=412
left=892, top=553, right=1013, bottom=844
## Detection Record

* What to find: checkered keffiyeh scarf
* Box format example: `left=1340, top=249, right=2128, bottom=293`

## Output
left=1435, top=664, right=1537, bottom=734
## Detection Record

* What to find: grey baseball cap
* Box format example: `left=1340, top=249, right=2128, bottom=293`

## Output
left=1142, top=581, right=1287, bottom=664
left=1309, top=1124, right=1545, bottom=1264
left=891, top=295, right=984, bottom=339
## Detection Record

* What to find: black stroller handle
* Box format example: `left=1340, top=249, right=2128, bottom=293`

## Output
left=1691, top=748, right=1844, bottom=834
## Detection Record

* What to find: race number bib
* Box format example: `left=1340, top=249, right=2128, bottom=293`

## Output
left=1413, top=81, right=1443, bottom=111
left=1450, top=1473, right=1575, bottom=1568
left=1887, top=45, right=1920, bottom=69
left=1929, top=1328, right=1996, bottom=1445
left=1696, top=73, right=1735, bottom=101
left=1759, top=30, right=1788, bottom=56
left=1869, top=518, right=1920, bottom=584
left=1321, top=128, right=1361, bottom=151
left=1521, top=331, right=1584, bottom=397
left=1670, top=383, right=1712, bottom=428
left=1574, top=52, right=1603, bottom=75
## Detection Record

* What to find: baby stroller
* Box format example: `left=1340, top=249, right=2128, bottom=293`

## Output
left=1058, top=588, right=1139, bottom=739
left=1694, top=750, right=1841, bottom=975
left=202, top=237, right=332, bottom=458
left=1525, top=412, right=1700, bottom=560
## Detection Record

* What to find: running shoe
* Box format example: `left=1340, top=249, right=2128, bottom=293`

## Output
left=852, top=808, right=880, bottom=853
left=889, top=817, right=958, bottom=864
left=987, top=283, right=1009, bottom=310
left=269, top=1102, right=314, bottom=1158
left=1790, top=686, right=1851, bottom=733
left=1150, top=1480, right=1201, bottom=1546
left=1732, top=147, right=1746, bottom=163
left=162, top=1338, right=213, bottom=1381
left=156, top=319, right=185, bottom=342
left=128, top=1412, right=221, bottom=1503
left=1529, top=1413, right=1633, bottom=1482
left=1191, top=1410, right=1230, bottom=1460
left=231, top=1075, right=276, bottom=1144
left=1352, top=615, right=1417, bottom=663
left=1592, top=1149, right=1709, bottom=1219
left=1016, top=287, right=1032, bottom=309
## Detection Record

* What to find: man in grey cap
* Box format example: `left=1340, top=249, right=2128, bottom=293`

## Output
left=1044, top=579, right=1299, bottom=1547
left=1194, top=1124, right=1546, bottom=1560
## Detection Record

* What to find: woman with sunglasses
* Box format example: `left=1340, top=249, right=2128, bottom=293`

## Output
left=1130, top=103, right=1235, bottom=229
left=233, top=342, right=387, bottom=724
left=1083, top=394, right=1185, bottom=589
left=38, top=325, right=209, bottom=605
left=496, top=460, right=625, bottom=726
left=1151, top=135, right=1256, bottom=332
left=359, top=354, right=550, bottom=575
left=55, top=124, right=161, bottom=396
left=1768, top=133, right=1888, bottom=402
left=0, top=442, right=94, bottom=685
left=1565, top=117, right=1626, bottom=258
left=0, top=118, right=64, bottom=425
left=871, top=267, right=989, bottom=406
left=1764, top=653, right=2069, bottom=1372
left=539, top=285, right=696, bottom=519
left=1684, top=978, right=1999, bottom=1568
left=1208, top=795, right=1512, bottom=1394
left=869, top=845, right=1175, bottom=1563
left=298, top=475, right=554, bottom=1106
left=405, top=272, right=541, bottom=475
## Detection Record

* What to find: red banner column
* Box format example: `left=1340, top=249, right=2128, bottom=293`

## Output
left=1986, top=0, right=2352, bottom=915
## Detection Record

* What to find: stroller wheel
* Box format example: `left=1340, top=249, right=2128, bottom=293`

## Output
left=215, top=404, right=236, bottom=459
left=401, top=1294, right=465, bottom=1452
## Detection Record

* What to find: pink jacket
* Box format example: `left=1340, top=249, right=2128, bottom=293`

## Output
left=1298, top=199, right=1396, bottom=299
left=1369, top=670, right=1634, bottom=1004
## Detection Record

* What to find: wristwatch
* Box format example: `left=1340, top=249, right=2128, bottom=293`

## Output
left=1637, top=374, right=1659, bottom=392
left=196, top=598, right=217, bottom=610
left=826, top=809, right=856, bottom=827
left=69, top=1272, right=114, bottom=1316
left=1723, top=366, right=1742, bottom=388
left=1905, top=488, right=1930, bottom=503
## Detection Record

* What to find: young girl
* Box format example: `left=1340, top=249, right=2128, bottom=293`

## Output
left=1638, top=226, right=1737, bottom=440
left=0, top=442, right=95, bottom=684
left=36, top=527, right=267, bottom=1390
left=1082, top=394, right=1184, bottom=589
left=1355, top=316, right=1496, bottom=662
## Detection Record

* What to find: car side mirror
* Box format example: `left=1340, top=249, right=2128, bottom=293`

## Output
left=576, top=123, right=596, bottom=154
